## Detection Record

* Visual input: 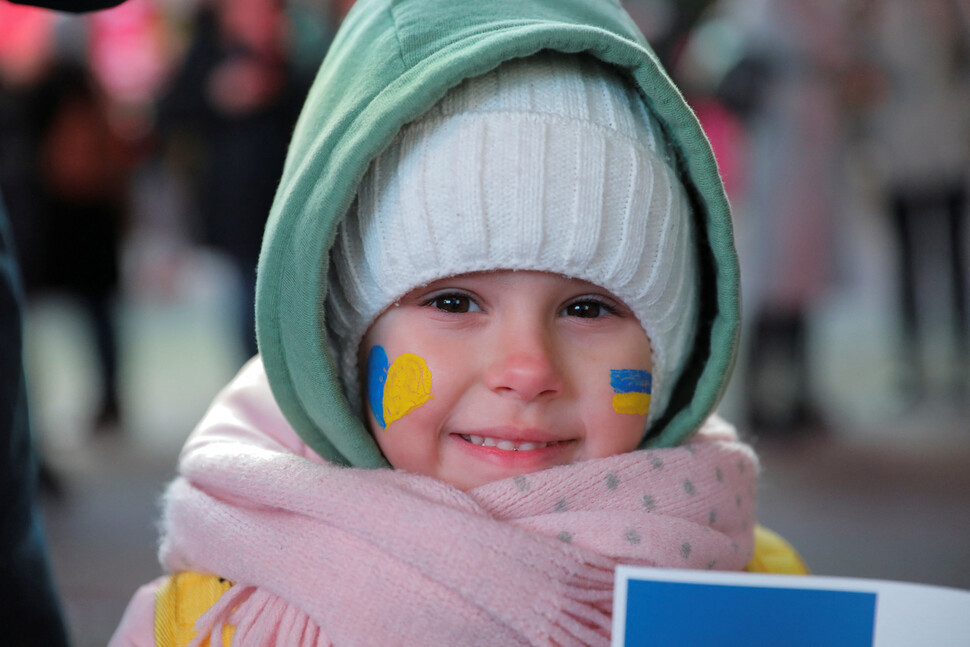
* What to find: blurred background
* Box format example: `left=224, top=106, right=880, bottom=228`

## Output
left=0, top=0, right=967, bottom=644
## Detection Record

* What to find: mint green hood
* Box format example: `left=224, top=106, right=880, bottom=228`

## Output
left=255, top=0, right=740, bottom=467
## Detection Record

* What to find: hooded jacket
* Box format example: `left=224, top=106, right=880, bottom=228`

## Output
left=255, top=0, right=741, bottom=467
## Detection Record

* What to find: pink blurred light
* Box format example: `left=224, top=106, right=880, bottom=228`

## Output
left=89, top=0, right=169, bottom=103
left=0, top=3, right=56, bottom=84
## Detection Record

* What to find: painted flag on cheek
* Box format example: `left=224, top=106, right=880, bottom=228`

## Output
left=610, top=369, right=651, bottom=415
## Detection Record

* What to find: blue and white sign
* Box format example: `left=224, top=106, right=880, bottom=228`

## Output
left=613, top=567, right=970, bottom=647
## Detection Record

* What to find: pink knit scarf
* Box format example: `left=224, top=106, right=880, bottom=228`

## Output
left=160, top=417, right=757, bottom=646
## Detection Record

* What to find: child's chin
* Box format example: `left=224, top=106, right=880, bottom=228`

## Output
left=444, top=435, right=575, bottom=489
left=446, top=468, right=537, bottom=492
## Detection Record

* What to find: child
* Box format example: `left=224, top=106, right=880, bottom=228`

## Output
left=112, top=0, right=803, bottom=645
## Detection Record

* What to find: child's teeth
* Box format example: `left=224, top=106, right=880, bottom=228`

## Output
left=460, top=435, right=558, bottom=451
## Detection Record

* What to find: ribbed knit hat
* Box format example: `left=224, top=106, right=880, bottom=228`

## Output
left=326, top=52, right=698, bottom=430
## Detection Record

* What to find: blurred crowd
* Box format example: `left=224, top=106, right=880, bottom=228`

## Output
left=1, top=0, right=968, bottom=442
left=0, top=0, right=339, bottom=431
left=672, top=0, right=970, bottom=433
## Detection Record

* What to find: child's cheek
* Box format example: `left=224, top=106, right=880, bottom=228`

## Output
left=609, top=369, right=652, bottom=417
left=366, top=345, right=434, bottom=429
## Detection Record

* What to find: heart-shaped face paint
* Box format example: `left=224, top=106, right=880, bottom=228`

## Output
left=610, top=369, right=651, bottom=415
left=367, top=345, right=434, bottom=428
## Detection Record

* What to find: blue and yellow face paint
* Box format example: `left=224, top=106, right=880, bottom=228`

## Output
left=610, top=369, right=651, bottom=416
left=366, top=345, right=434, bottom=428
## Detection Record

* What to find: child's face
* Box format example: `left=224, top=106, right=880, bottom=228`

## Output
left=359, top=270, right=653, bottom=491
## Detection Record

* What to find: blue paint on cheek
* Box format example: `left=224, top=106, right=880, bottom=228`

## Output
left=610, top=369, right=652, bottom=394
left=367, top=345, right=389, bottom=428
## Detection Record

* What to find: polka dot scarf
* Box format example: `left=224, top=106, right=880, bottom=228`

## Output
left=160, top=416, right=757, bottom=646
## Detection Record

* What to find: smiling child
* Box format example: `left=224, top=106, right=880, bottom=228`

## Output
left=111, top=1, right=802, bottom=645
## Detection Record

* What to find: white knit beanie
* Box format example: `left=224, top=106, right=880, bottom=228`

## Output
left=326, top=53, right=698, bottom=430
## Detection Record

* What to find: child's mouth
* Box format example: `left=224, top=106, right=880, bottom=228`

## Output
left=458, top=434, right=564, bottom=452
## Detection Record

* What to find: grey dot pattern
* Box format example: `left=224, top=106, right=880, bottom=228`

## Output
left=523, top=452, right=754, bottom=565
left=605, top=471, right=620, bottom=490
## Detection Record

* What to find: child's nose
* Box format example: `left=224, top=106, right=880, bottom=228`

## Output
left=484, top=325, right=564, bottom=402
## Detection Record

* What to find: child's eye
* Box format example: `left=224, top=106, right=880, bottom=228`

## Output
left=425, top=293, right=482, bottom=313
left=560, top=298, right=617, bottom=319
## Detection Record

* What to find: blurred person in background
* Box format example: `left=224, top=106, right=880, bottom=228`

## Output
left=726, top=0, right=861, bottom=435
left=0, top=196, right=69, bottom=647
left=1, top=18, right=136, bottom=436
left=626, top=2, right=750, bottom=207
left=865, top=0, right=970, bottom=406
left=31, top=59, right=133, bottom=431
left=671, top=4, right=753, bottom=208
left=156, top=0, right=316, bottom=361
left=0, top=1, right=127, bottom=644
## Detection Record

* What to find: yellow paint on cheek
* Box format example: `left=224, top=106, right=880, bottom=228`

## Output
left=610, top=369, right=652, bottom=416
left=612, top=392, right=651, bottom=416
left=383, top=353, right=434, bottom=427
